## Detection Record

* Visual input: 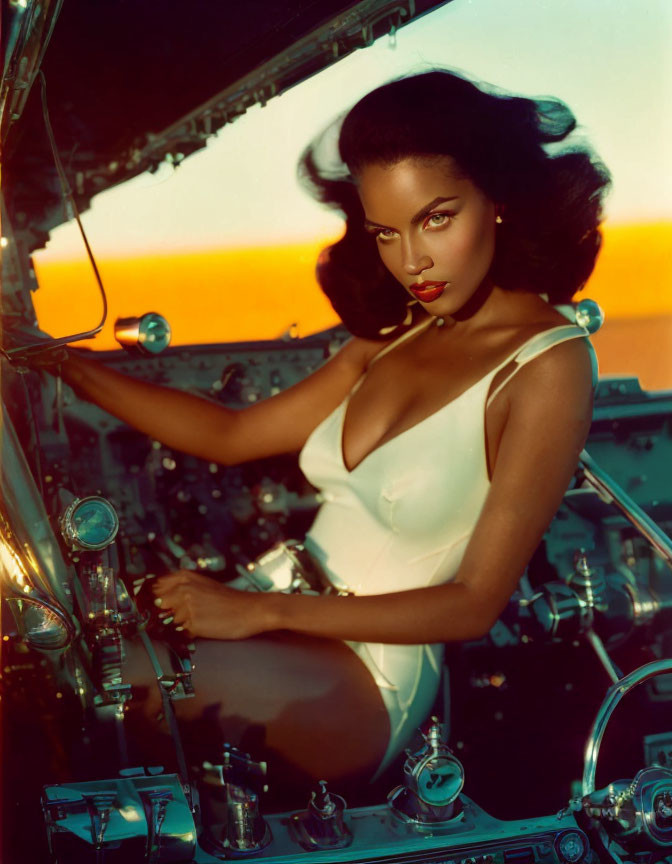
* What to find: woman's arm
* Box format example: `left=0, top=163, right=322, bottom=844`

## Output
left=60, top=335, right=382, bottom=466
left=155, top=338, right=594, bottom=643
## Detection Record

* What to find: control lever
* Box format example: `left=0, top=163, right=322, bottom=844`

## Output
left=43, top=773, right=196, bottom=861
left=198, top=745, right=271, bottom=855
left=290, top=780, right=353, bottom=850
left=82, top=791, right=117, bottom=849
left=139, top=788, right=172, bottom=863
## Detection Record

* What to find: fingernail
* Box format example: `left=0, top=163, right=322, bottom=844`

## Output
left=154, top=597, right=163, bottom=608
left=161, top=616, right=174, bottom=626
left=175, top=626, right=184, bottom=632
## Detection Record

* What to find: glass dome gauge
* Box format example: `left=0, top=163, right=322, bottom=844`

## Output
left=415, top=754, right=465, bottom=806
left=61, top=496, right=119, bottom=551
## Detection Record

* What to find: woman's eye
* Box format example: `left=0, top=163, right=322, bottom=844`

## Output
left=376, top=228, right=398, bottom=241
left=424, top=212, right=453, bottom=229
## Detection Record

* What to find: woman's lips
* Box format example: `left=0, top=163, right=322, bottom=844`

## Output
left=409, top=281, right=447, bottom=302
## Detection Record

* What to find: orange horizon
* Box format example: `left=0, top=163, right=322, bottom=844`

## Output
left=31, top=220, right=672, bottom=388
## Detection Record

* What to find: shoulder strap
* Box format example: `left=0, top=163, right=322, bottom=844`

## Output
left=486, top=324, right=591, bottom=409
left=367, top=316, right=434, bottom=368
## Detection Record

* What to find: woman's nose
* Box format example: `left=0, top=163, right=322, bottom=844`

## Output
left=403, top=254, right=433, bottom=276
left=401, top=240, right=433, bottom=276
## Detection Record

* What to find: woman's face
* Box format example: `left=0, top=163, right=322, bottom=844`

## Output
left=357, top=156, right=497, bottom=318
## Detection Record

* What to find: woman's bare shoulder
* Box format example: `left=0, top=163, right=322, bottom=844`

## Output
left=507, top=333, right=594, bottom=415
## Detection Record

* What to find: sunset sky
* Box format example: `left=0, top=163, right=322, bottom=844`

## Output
left=31, top=0, right=672, bottom=386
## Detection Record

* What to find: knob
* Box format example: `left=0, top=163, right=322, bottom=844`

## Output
left=290, top=780, right=352, bottom=850
left=115, top=313, right=171, bottom=354
left=574, top=299, right=604, bottom=334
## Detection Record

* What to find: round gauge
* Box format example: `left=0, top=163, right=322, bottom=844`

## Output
left=415, top=754, right=465, bottom=806
left=61, top=496, right=119, bottom=551
left=555, top=830, right=589, bottom=864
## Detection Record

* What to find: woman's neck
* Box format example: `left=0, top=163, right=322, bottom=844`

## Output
left=420, top=285, right=554, bottom=336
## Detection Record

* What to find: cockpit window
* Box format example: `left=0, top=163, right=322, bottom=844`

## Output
left=30, top=0, right=671, bottom=388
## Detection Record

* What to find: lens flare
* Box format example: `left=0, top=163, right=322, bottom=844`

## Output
left=0, top=530, right=29, bottom=589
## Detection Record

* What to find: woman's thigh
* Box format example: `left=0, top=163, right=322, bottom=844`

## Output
left=124, top=631, right=391, bottom=784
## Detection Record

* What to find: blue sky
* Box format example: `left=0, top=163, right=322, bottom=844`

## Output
left=39, top=0, right=671, bottom=260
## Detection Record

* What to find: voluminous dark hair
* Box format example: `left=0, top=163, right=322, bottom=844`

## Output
left=299, top=69, right=611, bottom=339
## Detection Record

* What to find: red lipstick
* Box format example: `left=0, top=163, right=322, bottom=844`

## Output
left=409, top=281, right=447, bottom=302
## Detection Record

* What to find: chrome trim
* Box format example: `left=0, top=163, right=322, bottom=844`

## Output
left=4, top=592, right=76, bottom=650
left=579, top=450, right=672, bottom=568
left=582, top=659, right=672, bottom=796
left=0, top=407, right=73, bottom=609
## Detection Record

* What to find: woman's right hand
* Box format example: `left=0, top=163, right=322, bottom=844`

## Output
left=2, top=322, right=70, bottom=370
left=15, top=345, right=71, bottom=371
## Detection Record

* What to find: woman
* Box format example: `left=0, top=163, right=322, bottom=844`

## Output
left=57, top=70, right=610, bottom=786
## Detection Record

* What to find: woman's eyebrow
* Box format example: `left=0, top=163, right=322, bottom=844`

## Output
left=363, top=196, right=459, bottom=231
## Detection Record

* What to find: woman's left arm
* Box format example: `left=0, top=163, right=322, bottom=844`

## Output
left=155, top=339, right=594, bottom=643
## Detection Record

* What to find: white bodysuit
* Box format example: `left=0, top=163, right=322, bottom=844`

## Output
left=298, top=317, right=591, bottom=777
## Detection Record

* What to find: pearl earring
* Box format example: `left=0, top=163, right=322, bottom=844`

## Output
left=495, top=214, right=503, bottom=224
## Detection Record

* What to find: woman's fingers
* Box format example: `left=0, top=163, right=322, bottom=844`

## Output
left=153, top=576, right=193, bottom=607
left=170, top=603, right=192, bottom=626
left=153, top=572, right=190, bottom=594
left=146, top=571, right=266, bottom=640
left=155, top=588, right=188, bottom=617
left=152, top=573, right=205, bottom=634
left=152, top=570, right=214, bottom=601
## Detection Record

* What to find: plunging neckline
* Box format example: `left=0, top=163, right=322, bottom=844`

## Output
left=338, top=320, right=583, bottom=474
left=339, top=363, right=497, bottom=474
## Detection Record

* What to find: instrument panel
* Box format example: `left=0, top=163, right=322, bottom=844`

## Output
left=2, top=328, right=672, bottom=863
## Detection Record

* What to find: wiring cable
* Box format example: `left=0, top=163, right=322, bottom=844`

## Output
left=3, top=71, right=108, bottom=360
